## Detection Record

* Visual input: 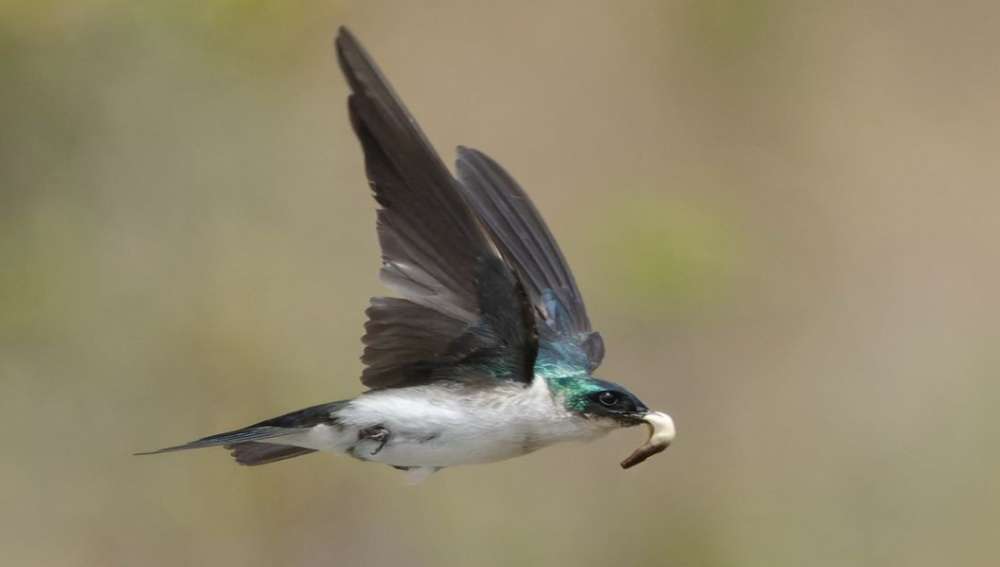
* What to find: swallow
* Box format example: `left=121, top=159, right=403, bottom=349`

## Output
left=138, top=27, right=674, bottom=484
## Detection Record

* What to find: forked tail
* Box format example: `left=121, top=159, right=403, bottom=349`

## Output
left=135, top=400, right=348, bottom=466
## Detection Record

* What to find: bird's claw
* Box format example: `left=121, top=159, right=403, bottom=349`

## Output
left=359, top=425, right=390, bottom=455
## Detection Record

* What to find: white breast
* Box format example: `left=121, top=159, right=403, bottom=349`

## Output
left=273, top=378, right=611, bottom=468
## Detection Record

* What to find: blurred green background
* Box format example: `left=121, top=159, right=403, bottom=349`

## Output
left=3, top=0, right=998, bottom=566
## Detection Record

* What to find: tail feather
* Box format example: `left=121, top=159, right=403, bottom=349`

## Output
left=226, top=442, right=317, bottom=466
left=136, top=400, right=348, bottom=463
left=134, top=425, right=295, bottom=455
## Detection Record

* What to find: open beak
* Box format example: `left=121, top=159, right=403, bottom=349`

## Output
left=620, top=411, right=676, bottom=469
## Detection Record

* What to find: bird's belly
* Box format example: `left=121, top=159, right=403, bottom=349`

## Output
left=364, top=422, right=535, bottom=467
left=279, top=416, right=544, bottom=467
left=275, top=382, right=611, bottom=468
left=297, top=392, right=593, bottom=467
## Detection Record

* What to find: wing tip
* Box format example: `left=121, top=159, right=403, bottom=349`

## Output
left=334, top=25, right=371, bottom=91
left=455, top=145, right=491, bottom=167
left=335, top=25, right=357, bottom=49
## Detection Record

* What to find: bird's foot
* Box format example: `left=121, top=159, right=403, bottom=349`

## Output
left=358, top=425, right=390, bottom=455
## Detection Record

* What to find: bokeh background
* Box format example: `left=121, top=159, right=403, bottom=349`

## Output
left=3, top=1, right=999, bottom=565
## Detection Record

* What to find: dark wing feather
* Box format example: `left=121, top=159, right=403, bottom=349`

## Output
left=335, top=28, right=536, bottom=388
left=456, top=147, right=604, bottom=374
left=361, top=297, right=479, bottom=388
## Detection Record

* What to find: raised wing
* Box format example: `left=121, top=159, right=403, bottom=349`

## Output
left=335, top=28, right=537, bottom=389
left=456, top=147, right=604, bottom=376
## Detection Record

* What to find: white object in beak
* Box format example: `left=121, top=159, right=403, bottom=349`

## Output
left=620, top=411, right=675, bottom=469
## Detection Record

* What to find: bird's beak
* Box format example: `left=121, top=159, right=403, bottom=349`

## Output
left=620, top=411, right=675, bottom=469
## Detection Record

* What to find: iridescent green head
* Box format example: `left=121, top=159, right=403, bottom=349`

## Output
left=547, top=375, right=649, bottom=427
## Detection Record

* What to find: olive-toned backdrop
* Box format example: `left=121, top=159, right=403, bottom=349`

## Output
left=3, top=1, right=998, bottom=566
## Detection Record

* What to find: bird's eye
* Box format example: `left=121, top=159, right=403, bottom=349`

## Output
left=597, top=391, right=620, bottom=407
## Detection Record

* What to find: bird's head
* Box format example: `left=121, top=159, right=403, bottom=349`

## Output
left=551, top=376, right=649, bottom=427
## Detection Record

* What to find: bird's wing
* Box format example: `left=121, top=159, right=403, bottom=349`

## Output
left=336, top=28, right=537, bottom=389
left=456, top=147, right=604, bottom=376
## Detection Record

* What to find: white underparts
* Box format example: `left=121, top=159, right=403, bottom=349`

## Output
left=264, top=378, right=615, bottom=481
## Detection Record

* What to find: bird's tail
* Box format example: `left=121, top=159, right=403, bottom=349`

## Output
left=135, top=400, right=348, bottom=466
left=225, top=442, right=317, bottom=466
left=134, top=425, right=316, bottom=466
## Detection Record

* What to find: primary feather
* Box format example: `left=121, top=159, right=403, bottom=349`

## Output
left=336, top=27, right=538, bottom=389
left=456, top=147, right=604, bottom=376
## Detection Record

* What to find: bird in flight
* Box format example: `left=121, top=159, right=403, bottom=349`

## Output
left=139, top=27, right=674, bottom=483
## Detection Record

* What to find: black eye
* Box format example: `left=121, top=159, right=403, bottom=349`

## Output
left=597, top=391, right=619, bottom=407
